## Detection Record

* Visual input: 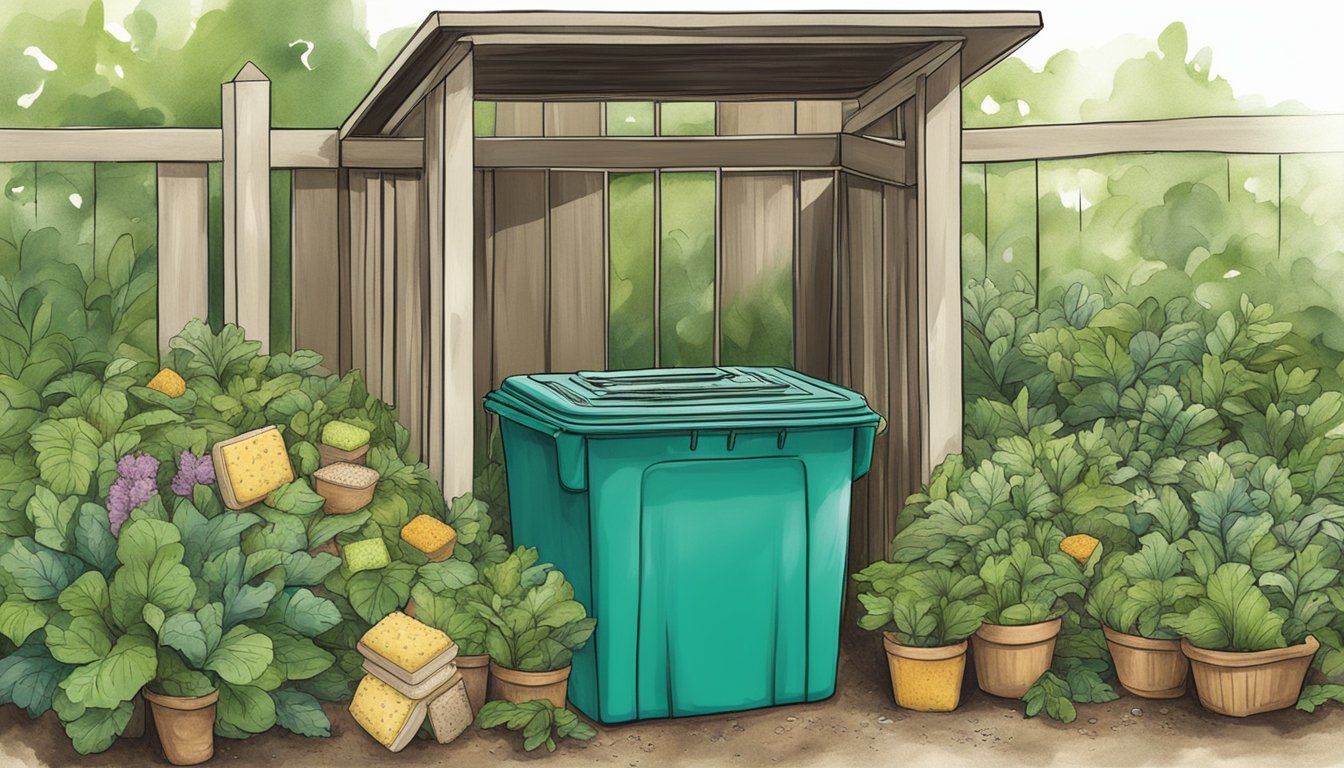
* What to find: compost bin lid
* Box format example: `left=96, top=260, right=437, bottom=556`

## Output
left=484, top=367, right=878, bottom=435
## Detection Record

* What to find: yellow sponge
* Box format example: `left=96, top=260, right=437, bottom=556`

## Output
left=349, top=675, right=417, bottom=751
left=400, top=515, right=457, bottom=561
left=360, top=612, right=452, bottom=674
left=211, top=426, right=295, bottom=509
left=146, top=368, right=186, bottom=398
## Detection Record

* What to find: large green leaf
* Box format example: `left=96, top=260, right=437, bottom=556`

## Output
left=205, top=626, right=273, bottom=685
left=27, top=485, right=77, bottom=553
left=215, top=682, right=276, bottom=737
left=283, top=588, right=340, bottom=637
left=61, top=700, right=134, bottom=755
left=271, top=689, right=330, bottom=737
left=0, top=638, right=72, bottom=717
left=344, top=562, right=416, bottom=624
left=29, top=418, right=101, bottom=495
left=1, top=537, right=84, bottom=600
left=59, top=631, right=157, bottom=709
left=1164, top=563, right=1286, bottom=652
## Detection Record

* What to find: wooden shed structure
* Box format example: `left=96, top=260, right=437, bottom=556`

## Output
left=310, top=11, right=1042, bottom=568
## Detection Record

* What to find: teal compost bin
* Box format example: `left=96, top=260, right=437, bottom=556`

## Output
left=483, top=367, right=878, bottom=724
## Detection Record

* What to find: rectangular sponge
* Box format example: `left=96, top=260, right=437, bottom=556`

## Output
left=400, top=515, right=457, bottom=560
left=212, top=426, right=295, bottom=508
left=361, top=611, right=453, bottom=674
left=349, top=675, right=419, bottom=751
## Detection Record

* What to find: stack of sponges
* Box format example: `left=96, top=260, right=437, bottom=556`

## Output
left=350, top=612, right=473, bottom=751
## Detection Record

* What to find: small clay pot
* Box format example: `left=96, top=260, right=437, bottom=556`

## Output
left=313, top=462, right=378, bottom=514
left=488, top=662, right=569, bottom=708
left=882, top=633, right=968, bottom=712
left=1183, top=636, right=1318, bottom=717
left=1104, top=626, right=1188, bottom=699
left=144, top=689, right=219, bottom=766
left=457, top=654, right=491, bottom=718
left=319, top=442, right=368, bottom=467
left=971, top=618, right=1061, bottom=698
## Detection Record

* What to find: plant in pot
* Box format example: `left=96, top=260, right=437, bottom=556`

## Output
left=467, top=547, right=595, bottom=708
left=411, top=562, right=494, bottom=717
left=853, top=560, right=985, bottom=712
left=1085, top=531, right=1202, bottom=699
left=972, top=538, right=1087, bottom=698
left=1165, top=550, right=1332, bottom=717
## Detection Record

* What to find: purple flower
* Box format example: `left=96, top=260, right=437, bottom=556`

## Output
left=171, top=450, right=216, bottom=497
left=107, top=453, right=160, bottom=537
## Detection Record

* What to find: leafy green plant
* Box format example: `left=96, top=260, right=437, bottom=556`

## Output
left=852, top=560, right=985, bottom=647
left=976, top=541, right=1085, bottom=626
left=476, top=699, right=597, bottom=752
left=1085, top=533, right=1202, bottom=638
left=1163, top=562, right=1286, bottom=652
left=468, top=547, right=596, bottom=673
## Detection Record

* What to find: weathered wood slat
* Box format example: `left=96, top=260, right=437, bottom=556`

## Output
left=472, top=170, right=495, bottom=464
left=156, top=163, right=210, bottom=354
left=394, top=174, right=425, bottom=457
left=491, top=170, right=550, bottom=380
left=424, top=84, right=447, bottom=481
left=475, top=135, right=840, bottom=169
left=886, top=182, right=923, bottom=530
left=346, top=171, right=369, bottom=378
left=796, top=101, right=843, bottom=134
left=543, top=103, right=602, bottom=137
left=718, top=101, right=796, bottom=135
left=495, top=102, right=545, bottom=137
left=794, top=171, right=835, bottom=380
left=548, top=171, right=607, bottom=372
left=343, top=138, right=425, bottom=169
left=719, top=171, right=795, bottom=365
left=291, top=170, right=341, bottom=369
left=362, top=173, right=383, bottom=396
left=840, top=133, right=909, bottom=186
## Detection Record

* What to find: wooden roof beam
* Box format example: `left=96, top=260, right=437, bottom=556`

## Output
left=843, top=41, right=962, bottom=134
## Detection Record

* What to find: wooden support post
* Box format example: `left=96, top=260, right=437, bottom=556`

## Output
left=425, top=50, right=476, bottom=497
left=914, top=49, right=963, bottom=475
left=156, top=163, right=210, bottom=354
left=291, top=169, right=341, bottom=368
left=221, top=62, right=272, bottom=351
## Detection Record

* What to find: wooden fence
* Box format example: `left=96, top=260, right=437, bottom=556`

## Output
left=3, top=55, right=1340, bottom=565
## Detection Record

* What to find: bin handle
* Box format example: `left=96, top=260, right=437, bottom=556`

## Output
left=481, top=399, right=588, bottom=493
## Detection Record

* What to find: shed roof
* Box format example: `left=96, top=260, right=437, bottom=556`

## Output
left=344, top=11, right=1042, bottom=136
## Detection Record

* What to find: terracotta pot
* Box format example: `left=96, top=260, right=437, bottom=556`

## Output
left=1104, top=626, right=1188, bottom=699
left=971, top=618, right=1061, bottom=698
left=144, top=689, right=219, bottom=766
left=319, top=441, right=368, bottom=467
left=458, top=654, right=491, bottom=717
left=1182, top=636, right=1318, bottom=717
left=882, top=633, right=968, bottom=712
left=488, top=662, right=569, bottom=708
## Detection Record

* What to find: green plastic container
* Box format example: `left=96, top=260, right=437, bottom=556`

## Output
left=483, top=367, right=878, bottom=723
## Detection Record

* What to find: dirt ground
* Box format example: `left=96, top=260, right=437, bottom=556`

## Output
left=4, top=633, right=1343, bottom=768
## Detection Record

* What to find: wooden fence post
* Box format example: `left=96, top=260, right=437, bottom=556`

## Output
left=915, top=48, right=963, bottom=474
left=221, top=62, right=272, bottom=351
left=156, top=163, right=210, bottom=354
left=425, top=47, right=475, bottom=497
left=291, top=169, right=341, bottom=367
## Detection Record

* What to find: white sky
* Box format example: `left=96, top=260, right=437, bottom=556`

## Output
left=360, top=0, right=1344, bottom=112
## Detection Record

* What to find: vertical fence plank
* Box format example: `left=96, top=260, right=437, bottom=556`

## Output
left=425, top=84, right=447, bottom=480
left=394, top=174, right=424, bottom=458
left=157, top=164, right=209, bottom=354
left=346, top=171, right=369, bottom=379
left=885, top=182, right=922, bottom=557
left=492, top=169, right=549, bottom=381
left=380, top=176, right=397, bottom=403
left=362, top=173, right=383, bottom=396
left=842, top=175, right=885, bottom=571
left=472, top=170, right=494, bottom=465
left=795, top=171, right=835, bottom=379
left=549, top=171, right=606, bottom=372
left=220, top=63, right=272, bottom=350
left=720, top=171, right=795, bottom=366
left=291, top=169, right=340, bottom=368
